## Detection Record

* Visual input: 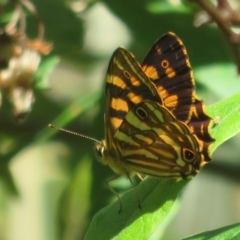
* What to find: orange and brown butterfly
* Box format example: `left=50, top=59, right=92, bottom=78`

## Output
left=93, top=32, right=214, bottom=210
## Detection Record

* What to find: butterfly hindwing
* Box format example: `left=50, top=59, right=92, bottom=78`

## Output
left=114, top=101, right=203, bottom=178
left=188, top=97, right=215, bottom=161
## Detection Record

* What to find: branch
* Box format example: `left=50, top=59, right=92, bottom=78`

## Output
left=192, top=0, right=240, bottom=74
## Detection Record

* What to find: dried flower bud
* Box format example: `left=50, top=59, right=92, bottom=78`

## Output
left=27, top=39, right=53, bottom=55
left=11, top=87, right=34, bottom=120
left=0, top=49, right=41, bottom=118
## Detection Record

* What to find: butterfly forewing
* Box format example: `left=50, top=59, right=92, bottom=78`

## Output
left=142, top=32, right=195, bottom=123
left=105, top=47, right=162, bottom=150
left=114, top=101, right=204, bottom=178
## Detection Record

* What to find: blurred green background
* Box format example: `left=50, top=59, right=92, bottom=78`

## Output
left=0, top=0, right=240, bottom=239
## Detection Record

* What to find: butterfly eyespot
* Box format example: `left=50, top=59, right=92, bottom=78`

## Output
left=123, top=70, right=131, bottom=79
left=161, top=60, right=169, bottom=68
left=182, top=148, right=195, bottom=162
left=136, top=107, right=148, bottom=120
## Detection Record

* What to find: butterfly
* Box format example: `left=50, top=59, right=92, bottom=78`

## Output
left=93, top=32, right=214, bottom=212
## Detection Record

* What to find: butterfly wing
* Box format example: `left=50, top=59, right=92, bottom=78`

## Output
left=114, top=101, right=204, bottom=178
left=189, top=97, right=215, bottom=161
left=142, top=32, right=195, bottom=123
left=142, top=32, right=214, bottom=161
left=105, top=47, right=162, bottom=152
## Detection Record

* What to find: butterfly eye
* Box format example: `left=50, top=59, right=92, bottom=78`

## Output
left=136, top=107, right=148, bottom=120
left=182, top=148, right=195, bottom=162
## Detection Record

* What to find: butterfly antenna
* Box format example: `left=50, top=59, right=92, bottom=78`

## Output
left=48, top=124, right=102, bottom=145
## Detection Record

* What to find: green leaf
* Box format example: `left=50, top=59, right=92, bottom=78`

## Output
left=182, top=222, right=240, bottom=240
left=207, top=92, right=240, bottom=152
left=84, top=178, right=189, bottom=240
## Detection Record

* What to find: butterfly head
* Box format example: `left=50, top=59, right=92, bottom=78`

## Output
left=94, top=140, right=106, bottom=164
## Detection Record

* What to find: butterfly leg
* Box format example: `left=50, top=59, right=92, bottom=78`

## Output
left=106, top=174, right=123, bottom=213
left=127, top=175, right=142, bottom=210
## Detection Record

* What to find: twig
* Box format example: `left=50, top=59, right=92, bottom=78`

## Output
left=192, top=0, right=240, bottom=74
